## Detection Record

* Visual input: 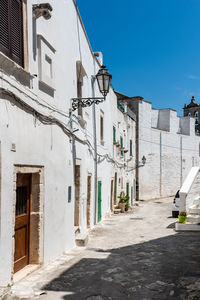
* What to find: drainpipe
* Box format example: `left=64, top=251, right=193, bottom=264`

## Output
left=160, top=132, right=162, bottom=197
left=91, top=75, right=97, bottom=225
left=180, top=136, right=183, bottom=186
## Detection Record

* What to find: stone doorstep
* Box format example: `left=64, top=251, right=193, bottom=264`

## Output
left=175, top=222, right=200, bottom=231
left=75, top=233, right=88, bottom=247
left=113, top=208, right=121, bottom=214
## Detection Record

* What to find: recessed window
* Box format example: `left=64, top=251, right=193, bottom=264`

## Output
left=113, top=126, right=116, bottom=143
left=130, top=139, right=133, bottom=156
left=120, top=136, right=123, bottom=157
left=195, top=111, right=199, bottom=126
left=0, top=0, right=24, bottom=67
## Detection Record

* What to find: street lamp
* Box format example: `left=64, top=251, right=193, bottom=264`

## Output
left=71, top=65, right=112, bottom=111
left=142, top=155, right=146, bottom=165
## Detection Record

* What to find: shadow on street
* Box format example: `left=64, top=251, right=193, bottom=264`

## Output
left=41, top=232, right=200, bottom=300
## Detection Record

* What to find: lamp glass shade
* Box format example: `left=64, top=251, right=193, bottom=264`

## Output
left=96, top=65, right=112, bottom=97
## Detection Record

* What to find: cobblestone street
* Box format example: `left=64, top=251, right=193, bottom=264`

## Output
left=4, top=197, right=200, bottom=300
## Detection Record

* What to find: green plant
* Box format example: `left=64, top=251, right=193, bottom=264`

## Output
left=179, top=211, right=187, bottom=217
left=118, top=191, right=129, bottom=204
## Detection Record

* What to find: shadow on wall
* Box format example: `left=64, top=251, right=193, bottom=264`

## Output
left=42, top=232, right=200, bottom=300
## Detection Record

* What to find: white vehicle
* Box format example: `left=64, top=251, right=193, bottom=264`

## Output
left=172, top=190, right=180, bottom=217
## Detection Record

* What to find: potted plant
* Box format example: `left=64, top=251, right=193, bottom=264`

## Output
left=125, top=202, right=130, bottom=211
left=178, top=212, right=187, bottom=224
left=118, top=192, right=129, bottom=213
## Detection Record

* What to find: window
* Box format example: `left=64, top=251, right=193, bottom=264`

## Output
left=130, top=139, right=133, bottom=156
left=100, top=113, right=104, bottom=144
left=0, top=0, right=24, bottom=67
left=113, top=126, right=116, bottom=143
left=195, top=112, right=199, bottom=126
left=120, top=136, right=123, bottom=156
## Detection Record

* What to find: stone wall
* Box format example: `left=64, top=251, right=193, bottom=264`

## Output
left=137, top=101, right=200, bottom=200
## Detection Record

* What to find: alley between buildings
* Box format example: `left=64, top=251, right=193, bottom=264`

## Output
left=4, top=197, right=200, bottom=300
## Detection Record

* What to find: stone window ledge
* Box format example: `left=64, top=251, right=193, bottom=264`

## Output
left=0, top=52, right=34, bottom=88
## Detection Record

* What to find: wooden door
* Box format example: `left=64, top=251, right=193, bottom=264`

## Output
left=110, top=180, right=114, bottom=211
left=87, top=175, right=91, bottom=228
left=74, top=165, right=80, bottom=226
left=14, top=174, right=31, bottom=273
left=131, top=186, right=134, bottom=206
left=114, top=173, right=117, bottom=205
left=98, top=181, right=102, bottom=222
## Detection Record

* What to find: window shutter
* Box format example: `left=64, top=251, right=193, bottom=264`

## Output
left=0, top=0, right=10, bottom=56
left=0, top=0, right=23, bottom=66
left=120, top=136, right=123, bottom=156
left=11, top=0, right=23, bottom=66
left=130, top=139, right=133, bottom=156
left=113, top=126, right=116, bottom=143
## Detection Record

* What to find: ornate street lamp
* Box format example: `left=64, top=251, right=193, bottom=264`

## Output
left=71, top=65, right=112, bottom=111
left=142, top=155, right=146, bottom=165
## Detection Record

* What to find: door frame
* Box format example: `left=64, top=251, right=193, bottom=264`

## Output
left=12, top=165, right=44, bottom=276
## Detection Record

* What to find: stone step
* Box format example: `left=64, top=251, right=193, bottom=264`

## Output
left=75, top=233, right=88, bottom=247
left=175, top=222, right=200, bottom=231
left=186, top=214, right=200, bottom=224
left=193, top=196, right=200, bottom=205
left=189, top=206, right=200, bottom=214
left=113, top=208, right=121, bottom=214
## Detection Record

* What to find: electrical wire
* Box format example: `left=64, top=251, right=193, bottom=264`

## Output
left=0, top=87, right=127, bottom=169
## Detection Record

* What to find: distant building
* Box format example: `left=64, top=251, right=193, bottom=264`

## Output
left=183, top=96, right=200, bottom=134
left=116, top=92, right=200, bottom=201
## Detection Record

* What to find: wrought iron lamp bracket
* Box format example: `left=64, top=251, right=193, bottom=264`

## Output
left=71, top=97, right=105, bottom=111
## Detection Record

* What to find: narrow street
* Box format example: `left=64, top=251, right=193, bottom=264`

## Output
left=8, top=198, right=200, bottom=300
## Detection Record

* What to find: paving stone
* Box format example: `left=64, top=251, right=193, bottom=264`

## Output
left=2, top=197, right=200, bottom=300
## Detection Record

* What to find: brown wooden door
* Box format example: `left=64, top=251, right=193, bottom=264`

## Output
left=110, top=180, right=114, bottom=211
left=14, top=174, right=31, bottom=273
left=74, top=165, right=80, bottom=226
left=87, top=175, right=91, bottom=228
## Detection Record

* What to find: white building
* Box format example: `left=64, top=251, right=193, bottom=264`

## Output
left=0, top=0, right=136, bottom=286
left=116, top=92, right=200, bottom=200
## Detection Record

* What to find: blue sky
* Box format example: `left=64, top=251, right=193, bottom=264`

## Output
left=76, top=0, right=200, bottom=115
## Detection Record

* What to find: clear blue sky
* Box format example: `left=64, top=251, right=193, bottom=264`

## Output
left=76, top=0, right=200, bottom=115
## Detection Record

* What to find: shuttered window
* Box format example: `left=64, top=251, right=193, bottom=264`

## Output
left=113, top=126, right=116, bottom=143
left=0, top=0, right=24, bottom=67
left=120, top=136, right=123, bottom=157
left=130, top=139, right=133, bottom=156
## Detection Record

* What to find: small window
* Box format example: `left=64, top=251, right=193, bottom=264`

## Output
left=195, top=112, right=199, bottom=126
left=100, top=114, right=104, bottom=144
left=130, top=139, right=133, bottom=156
left=120, top=136, right=123, bottom=157
left=199, top=143, right=200, bottom=157
left=0, top=0, right=24, bottom=67
left=113, top=126, right=116, bottom=143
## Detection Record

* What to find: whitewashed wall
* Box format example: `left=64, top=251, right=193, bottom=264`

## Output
left=138, top=100, right=200, bottom=200
left=0, top=0, right=136, bottom=285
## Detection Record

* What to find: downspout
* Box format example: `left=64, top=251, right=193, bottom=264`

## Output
left=160, top=132, right=162, bottom=197
left=91, top=76, right=97, bottom=225
left=136, top=103, right=139, bottom=201
left=180, top=136, right=183, bottom=186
